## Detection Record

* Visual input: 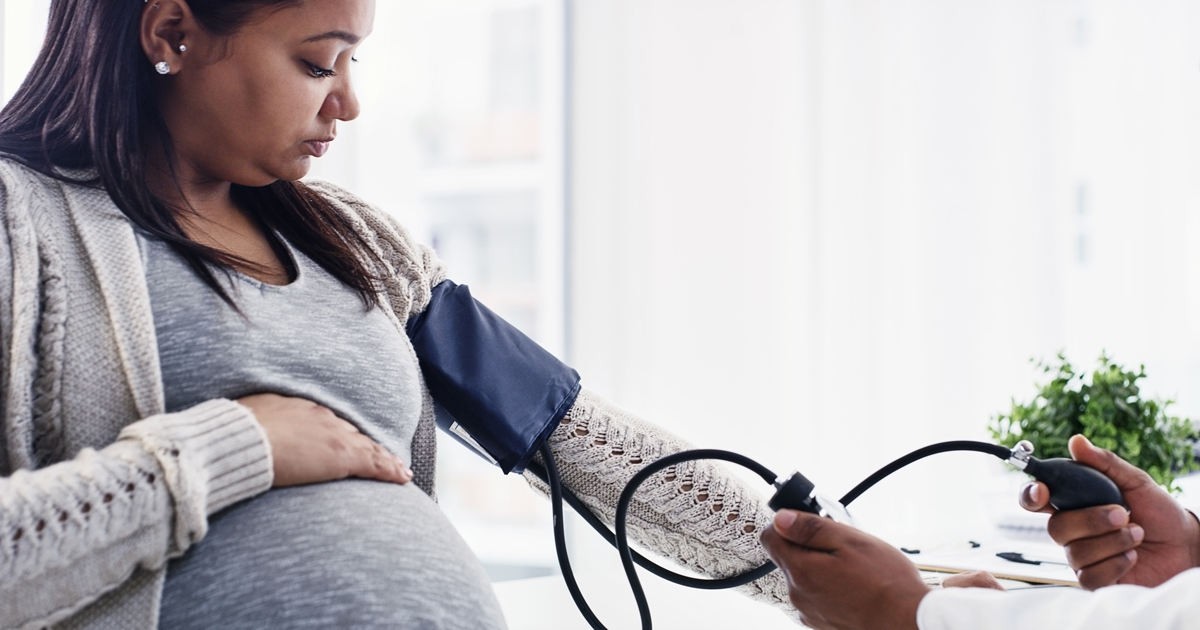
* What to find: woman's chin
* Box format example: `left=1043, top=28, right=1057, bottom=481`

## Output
left=250, top=159, right=312, bottom=186
left=281, top=157, right=313, bottom=182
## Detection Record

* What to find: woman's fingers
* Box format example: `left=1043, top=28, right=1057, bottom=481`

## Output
left=1062, top=525, right=1145, bottom=570
left=238, top=392, right=412, bottom=487
left=349, top=437, right=412, bottom=484
left=942, top=571, right=1007, bottom=591
left=1076, top=548, right=1138, bottom=590
left=319, top=417, right=412, bottom=484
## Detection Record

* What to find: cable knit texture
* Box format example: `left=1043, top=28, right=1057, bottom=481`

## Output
left=524, top=389, right=798, bottom=619
left=115, top=400, right=274, bottom=551
left=0, top=403, right=271, bottom=630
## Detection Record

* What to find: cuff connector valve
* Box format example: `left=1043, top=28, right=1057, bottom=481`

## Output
left=768, top=471, right=855, bottom=526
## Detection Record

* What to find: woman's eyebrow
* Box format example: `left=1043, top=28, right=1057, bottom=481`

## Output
left=302, top=31, right=360, bottom=45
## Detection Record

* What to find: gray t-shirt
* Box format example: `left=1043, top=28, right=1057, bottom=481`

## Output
left=138, top=233, right=506, bottom=629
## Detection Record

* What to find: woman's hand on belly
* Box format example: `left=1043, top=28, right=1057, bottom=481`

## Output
left=236, top=393, right=413, bottom=487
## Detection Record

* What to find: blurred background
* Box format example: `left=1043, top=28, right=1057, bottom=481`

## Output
left=5, top=0, right=1200, bottom=596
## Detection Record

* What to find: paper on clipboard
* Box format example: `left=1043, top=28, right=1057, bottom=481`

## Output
left=901, top=540, right=1079, bottom=586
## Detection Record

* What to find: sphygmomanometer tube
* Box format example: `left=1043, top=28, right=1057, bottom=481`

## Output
left=524, top=457, right=776, bottom=589
left=556, top=438, right=1122, bottom=630
left=614, top=450, right=784, bottom=629
left=600, top=441, right=1018, bottom=628
left=838, top=440, right=1013, bottom=505
left=530, top=446, right=783, bottom=630
left=540, top=444, right=608, bottom=630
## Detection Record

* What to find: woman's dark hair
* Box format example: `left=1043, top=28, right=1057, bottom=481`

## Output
left=0, top=0, right=384, bottom=307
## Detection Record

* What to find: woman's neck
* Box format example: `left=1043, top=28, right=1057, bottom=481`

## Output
left=146, top=154, right=293, bottom=286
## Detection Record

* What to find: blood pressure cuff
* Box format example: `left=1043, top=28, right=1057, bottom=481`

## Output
left=406, top=280, right=582, bottom=474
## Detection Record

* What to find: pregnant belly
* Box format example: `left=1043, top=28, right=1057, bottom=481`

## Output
left=161, top=479, right=506, bottom=630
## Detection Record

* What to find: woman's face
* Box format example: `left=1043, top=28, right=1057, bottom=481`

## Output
left=156, top=0, right=375, bottom=186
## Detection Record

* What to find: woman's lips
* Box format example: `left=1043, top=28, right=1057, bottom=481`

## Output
left=304, top=139, right=332, bottom=157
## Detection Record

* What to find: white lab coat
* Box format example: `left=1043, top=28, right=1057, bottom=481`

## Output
left=918, top=568, right=1200, bottom=630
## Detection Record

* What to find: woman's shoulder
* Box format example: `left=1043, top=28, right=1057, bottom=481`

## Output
left=301, top=178, right=370, bottom=211
left=301, top=179, right=448, bottom=315
left=0, top=155, right=108, bottom=219
left=0, top=154, right=98, bottom=189
left=301, top=179, right=426, bottom=256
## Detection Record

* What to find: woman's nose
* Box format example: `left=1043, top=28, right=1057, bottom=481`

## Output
left=321, top=77, right=361, bottom=122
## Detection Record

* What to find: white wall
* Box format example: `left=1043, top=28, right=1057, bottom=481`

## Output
left=1, top=0, right=51, bottom=102
left=568, top=0, right=1200, bottom=542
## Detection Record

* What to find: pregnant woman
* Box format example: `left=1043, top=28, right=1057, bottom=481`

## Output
left=0, top=1, right=793, bottom=628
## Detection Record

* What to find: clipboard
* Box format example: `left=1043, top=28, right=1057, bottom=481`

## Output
left=901, top=540, right=1079, bottom=586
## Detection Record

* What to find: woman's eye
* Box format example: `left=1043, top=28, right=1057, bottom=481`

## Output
left=304, top=61, right=336, bottom=79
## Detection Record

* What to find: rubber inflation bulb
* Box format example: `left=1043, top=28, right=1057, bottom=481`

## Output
left=1024, top=457, right=1127, bottom=511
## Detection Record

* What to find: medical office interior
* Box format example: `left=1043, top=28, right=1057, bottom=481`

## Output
left=5, top=0, right=1200, bottom=628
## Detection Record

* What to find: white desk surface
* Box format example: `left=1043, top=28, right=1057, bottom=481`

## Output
left=492, top=567, right=799, bottom=630
left=491, top=563, right=1058, bottom=629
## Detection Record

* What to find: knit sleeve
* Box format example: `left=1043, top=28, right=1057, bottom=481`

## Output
left=0, top=399, right=273, bottom=630
left=523, top=388, right=800, bottom=622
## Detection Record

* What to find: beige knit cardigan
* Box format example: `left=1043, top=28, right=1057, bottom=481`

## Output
left=0, top=158, right=792, bottom=629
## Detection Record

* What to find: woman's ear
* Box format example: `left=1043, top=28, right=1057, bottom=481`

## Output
left=138, top=0, right=196, bottom=76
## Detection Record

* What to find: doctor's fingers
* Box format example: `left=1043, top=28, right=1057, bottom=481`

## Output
left=759, top=529, right=838, bottom=609
left=1063, top=525, right=1144, bottom=574
left=767, top=510, right=856, bottom=552
left=1019, top=481, right=1055, bottom=514
left=1047, top=504, right=1130, bottom=546
left=1076, top=548, right=1138, bottom=591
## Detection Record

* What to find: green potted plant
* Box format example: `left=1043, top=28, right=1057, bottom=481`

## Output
left=990, top=352, right=1198, bottom=492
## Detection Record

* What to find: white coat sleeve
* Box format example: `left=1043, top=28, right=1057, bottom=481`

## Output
left=918, top=568, right=1200, bottom=630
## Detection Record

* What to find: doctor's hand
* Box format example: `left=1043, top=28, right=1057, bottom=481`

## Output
left=237, top=393, right=413, bottom=487
left=761, top=510, right=929, bottom=630
left=1019, top=434, right=1200, bottom=590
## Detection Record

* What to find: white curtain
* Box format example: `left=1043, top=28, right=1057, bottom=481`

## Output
left=569, top=0, right=1200, bottom=541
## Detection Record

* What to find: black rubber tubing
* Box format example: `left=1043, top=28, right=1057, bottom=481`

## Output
left=535, top=439, right=1014, bottom=630
left=531, top=446, right=781, bottom=630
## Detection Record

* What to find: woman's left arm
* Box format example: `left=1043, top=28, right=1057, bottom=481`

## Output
left=525, top=389, right=797, bottom=614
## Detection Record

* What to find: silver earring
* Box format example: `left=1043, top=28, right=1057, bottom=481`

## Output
left=178, top=44, right=187, bottom=53
left=155, top=61, right=170, bottom=75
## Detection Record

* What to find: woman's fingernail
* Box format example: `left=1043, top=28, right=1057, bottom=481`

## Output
left=1109, top=509, right=1129, bottom=527
left=775, top=510, right=797, bottom=530
left=1131, top=525, right=1145, bottom=544
left=1125, top=549, right=1137, bottom=563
